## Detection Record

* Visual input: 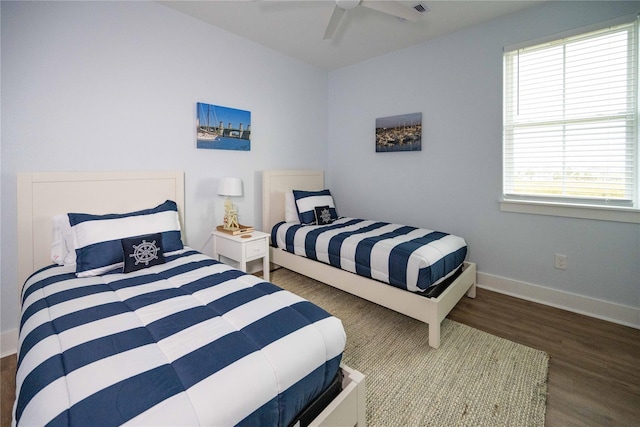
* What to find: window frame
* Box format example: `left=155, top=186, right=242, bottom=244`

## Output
left=501, top=14, right=640, bottom=223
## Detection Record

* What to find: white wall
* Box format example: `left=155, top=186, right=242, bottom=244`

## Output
left=327, top=1, right=639, bottom=324
left=2, top=1, right=639, bottom=354
left=0, top=0, right=328, bottom=345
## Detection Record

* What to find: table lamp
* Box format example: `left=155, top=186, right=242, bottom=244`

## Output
left=217, top=177, right=242, bottom=230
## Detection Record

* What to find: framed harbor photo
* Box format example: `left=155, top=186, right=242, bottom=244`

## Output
left=375, top=112, right=422, bottom=152
left=197, top=102, right=251, bottom=151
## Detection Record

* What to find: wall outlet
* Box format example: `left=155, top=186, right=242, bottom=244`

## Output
left=554, top=253, right=568, bottom=270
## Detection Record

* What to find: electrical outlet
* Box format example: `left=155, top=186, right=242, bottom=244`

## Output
left=554, top=254, right=568, bottom=270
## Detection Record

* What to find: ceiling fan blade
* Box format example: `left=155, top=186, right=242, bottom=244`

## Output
left=361, top=0, right=422, bottom=22
left=323, top=5, right=346, bottom=40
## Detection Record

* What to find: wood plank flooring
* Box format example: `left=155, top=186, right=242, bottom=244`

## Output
left=1, top=352, right=16, bottom=427
left=447, top=288, right=640, bottom=427
left=2, top=286, right=639, bottom=426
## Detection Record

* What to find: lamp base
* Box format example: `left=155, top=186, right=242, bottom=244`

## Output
left=223, top=198, right=240, bottom=230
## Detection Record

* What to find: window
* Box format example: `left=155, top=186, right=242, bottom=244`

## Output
left=503, top=17, right=639, bottom=217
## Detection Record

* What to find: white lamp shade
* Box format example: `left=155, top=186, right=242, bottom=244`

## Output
left=217, top=177, right=243, bottom=197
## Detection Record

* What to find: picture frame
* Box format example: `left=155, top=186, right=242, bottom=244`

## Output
left=197, top=102, right=251, bottom=151
left=375, top=112, right=422, bottom=152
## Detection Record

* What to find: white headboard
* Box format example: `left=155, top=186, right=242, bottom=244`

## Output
left=262, top=169, right=324, bottom=233
left=17, top=170, right=185, bottom=288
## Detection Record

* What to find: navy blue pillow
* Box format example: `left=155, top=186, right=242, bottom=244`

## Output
left=293, top=189, right=338, bottom=225
left=69, top=200, right=182, bottom=277
left=314, top=205, right=337, bottom=225
left=121, top=233, right=165, bottom=273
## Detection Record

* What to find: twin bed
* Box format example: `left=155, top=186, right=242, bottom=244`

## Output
left=13, top=168, right=476, bottom=426
left=14, top=171, right=364, bottom=427
left=262, top=169, right=477, bottom=350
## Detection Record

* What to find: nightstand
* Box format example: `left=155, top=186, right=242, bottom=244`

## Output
left=211, top=230, right=270, bottom=281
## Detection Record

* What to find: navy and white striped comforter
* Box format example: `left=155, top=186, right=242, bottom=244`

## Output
left=14, top=249, right=345, bottom=426
left=272, top=218, right=467, bottom=293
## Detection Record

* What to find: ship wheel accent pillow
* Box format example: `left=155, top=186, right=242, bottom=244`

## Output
left=121, top=233, right=165, bottom=273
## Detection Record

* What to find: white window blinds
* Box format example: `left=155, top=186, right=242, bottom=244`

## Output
left=503, top=18, right=638, bottom=208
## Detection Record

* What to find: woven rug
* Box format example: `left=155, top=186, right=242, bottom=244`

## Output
left=270, top=268, right=548, bottom=427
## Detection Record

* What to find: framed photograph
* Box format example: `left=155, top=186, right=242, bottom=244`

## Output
left=375, top=112, right=422, bottom=152
left=197, top=102, right=251, bottom=151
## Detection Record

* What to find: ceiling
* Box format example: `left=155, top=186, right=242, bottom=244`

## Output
left=158, top=0, right=543, bottom=70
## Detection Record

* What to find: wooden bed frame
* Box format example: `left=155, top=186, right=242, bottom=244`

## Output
left=17, top=171, right=187, bottom=289
left=16, top=170, right=365, bottom=427
left=262, top=169, right=477, bottom=349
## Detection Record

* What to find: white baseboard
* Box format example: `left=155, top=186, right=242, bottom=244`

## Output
left=1, top=328, right=18, bottom=358
left=477, top=272, right=640, bottom=329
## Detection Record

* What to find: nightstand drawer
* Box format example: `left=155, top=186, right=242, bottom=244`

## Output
left=245, top=240, right=266, bottom=259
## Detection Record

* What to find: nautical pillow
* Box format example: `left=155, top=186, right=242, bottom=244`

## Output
left=314, top=205, right=337, bottom=225
left=293, top=189, right=338, bottom=225
left=69, top=200, right=183, bottom=277
left=121, top=233, right=165, bottom=273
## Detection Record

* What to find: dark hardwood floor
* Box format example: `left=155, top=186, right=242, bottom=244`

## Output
left=2, top=286, right=639, bottom=426
left=1, top=352, right=16, bottom=427
left=447, top=287, right=640, bottom=427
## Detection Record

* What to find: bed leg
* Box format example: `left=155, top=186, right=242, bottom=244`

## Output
left=428, top=323, right=441, bottom=349
left=467, top=282, right=477, bottom=299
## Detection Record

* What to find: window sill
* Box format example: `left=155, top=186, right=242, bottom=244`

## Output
left=500, top=199, right=640, bottom=224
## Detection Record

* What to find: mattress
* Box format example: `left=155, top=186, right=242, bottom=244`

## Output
left=14, top=249, right=346, bottom=426
left=272, top=218, right=467, bottom=293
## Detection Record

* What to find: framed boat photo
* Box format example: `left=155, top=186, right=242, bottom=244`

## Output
left=375, top=112, right=422, bottom=153
left=197, top=102, right=251, bottom=151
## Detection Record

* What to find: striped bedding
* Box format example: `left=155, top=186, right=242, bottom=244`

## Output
left=272, top=218, right=467, bottom=293
left=14, top=249, right=345, bottom=426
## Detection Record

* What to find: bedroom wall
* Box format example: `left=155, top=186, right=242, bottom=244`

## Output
left=0, top=0, right=328, bottom=351
left=2, top=1, right=638, bottom=355
left=326, top=1, right=640, bottom=327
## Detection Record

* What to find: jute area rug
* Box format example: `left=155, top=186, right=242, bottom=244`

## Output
left=270, top=268, right=548, bottom=427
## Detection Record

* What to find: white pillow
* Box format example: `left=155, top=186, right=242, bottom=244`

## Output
left=284, top=191, right=300, bottom=224
left=51, top=214, right=76, bottom=265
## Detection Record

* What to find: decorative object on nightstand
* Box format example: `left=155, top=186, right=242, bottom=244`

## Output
left=215, top=224, right=254, bottom=236
left=217, top=177, right=242, bottom=231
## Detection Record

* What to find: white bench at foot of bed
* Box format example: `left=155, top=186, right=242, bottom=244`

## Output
left=312, top=364, right=366, bottom=427
left=271, top=246, right=477, bottom=349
